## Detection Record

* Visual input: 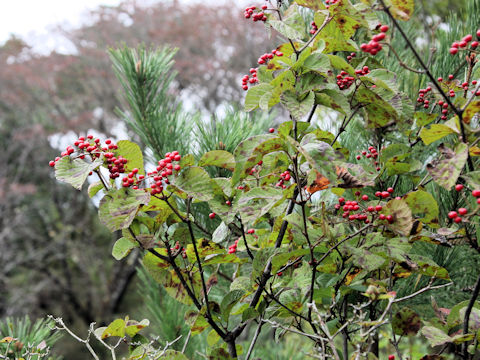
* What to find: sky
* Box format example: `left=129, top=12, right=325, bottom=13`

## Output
left=0, top=0, right=127, bottom=52
left=0, top=0, right=243, bottom=53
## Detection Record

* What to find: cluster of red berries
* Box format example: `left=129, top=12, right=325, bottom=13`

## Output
left=354, top=65, right=371, bottom=76
left=336, top=71, right=355, bottom=90
left=147, top=151, right=182, bottom=195
left=228, top=239, right=240, bottom=254
left=356, top=146, right=381, bottom=172
left=257, top=49, right=283, bottom=65
left=276, top=170, right=291, bottom=189
left=310, top=21, right=318, bottom=35
left=360, top=24, right=389, bottom=55
left=334, top=196, right=393, bottom=224
left=121, top=168, right=142, bottom=189
left=48, top=135, right=125, bottom=178
left=346, top=52, right=356, bottom=62
left=437, top=77, right=459, bottom=99
left=324, top=0, right=339, bottom=9
left=448, top=186, right=480, bottom=223
left=374, top=187, right=396, bottom=199
left=449, top=30, right=480, bottom=55
left=244, top=5, right=267, bottom=22
left=241, top=68, right=259, bottom=91
left=170, top=242, right=187, bottom=259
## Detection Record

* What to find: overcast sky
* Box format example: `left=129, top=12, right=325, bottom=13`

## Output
left=1, top=0, right=240, bottom=53
left=1, top=0, right=127, bottom=52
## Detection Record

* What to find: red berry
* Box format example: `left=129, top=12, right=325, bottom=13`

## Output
left=209, top=212, right=216, bottom=219
left=375, top=191, right=382, bottom=197
left=472, top=190, right=480, bottom=197
left=387, top=187, right=394, bottom=193
left=174, top=164, right=181, bottom=171
left=455, top=184, right=464, bottom=191
left=226, top=200, right=231, bottom=206
left=380, top=25, right=389, bottom=33
left=463, top=34, right=473, bottom=42
left=449, top=47, right=458, bottom=55
left=381, top=191, right=390, bottom=198
left=448, top=211, right=458, bottom=219
left=268, top=128, right=275, bottom=133
left=477, top=198, right=480, bottom=205
left=454, top=216, right=462, bottom=223
left=367, top=206, right=375, bottom=212
left=472, top=41, right=479, bottom=49
left=375, top=205, right=383, bottom=211
left=247, top=229, right=255, bottom=234
left=458, top=208, right=468, bottom=215
left=277, top=272, right=282, bottom=276
left=388, top=356, right=395, bottom=360
left=477, top=29, right=480, bottom=38
left=386, top=215, right=394, bottom=223
left=361, top=195, right=369, bottom=201
left=438, top=77, right=443, bottom=82
left=379, top=214, right=386, bottom=220
left=338, top=197, right=345, bottom=204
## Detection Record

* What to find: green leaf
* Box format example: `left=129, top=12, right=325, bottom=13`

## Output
left=421, top=326, right=452, bottom=347
left=381, top=199, right=413, bottom=236
left=144, top=251, right=202, bottom=305
left=54, top=156, right=102, bottom=190
left=245, top=84, right=274, bottom=112
left=315, top=89, right=351, bottom=115
left=207, top=330, right=221, bottom=347
left=112, top=237, right=138, bottom=260
left=303, top=53, right=331, bottom=73
left=236, top=186, right=291, bottom=223
left=87, top=181, right=103, bottom=198
left=175, top=166, right=224, bottom=202
left=415, top=112, right=437, bottom=127
left=116, top=140, right=144, bottom=175
left=185, top=238, right=225, bottom=262
left=212, top=222, right=229, bottom=244
left=232, top=134, right=286, bottom=186
left=392, top=308, right=421, bottom=336
left=269, top=20, right=304, bottom=40
left=463, top=100, right=480, bottom=124
left=462, top=171, right=480, bottom=189
left=220, top=290, right=245, bottom=321
left=420, top=124, right=456, bottom=145
left=102, top=319, right=126, bottom=339
left=426, top=143, right=469, bottom=190
left=199, top=150, right=235, bottom=171
left=203, top=254, right=246, bottom=265
left=281, top=91, right=315, bottom=119
left=404, top=191, right=439, bottom=226
left=387, top=0, right=414, bottom=21
left=125, top=319, right=149, bottom=337
left=328, top=54, right=355, bottom=76
left=99, top=188, right=151, bottom=232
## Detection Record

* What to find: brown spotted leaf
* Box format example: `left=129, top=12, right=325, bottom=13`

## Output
left=462, top=99, right=480, bottom=124
left=382, top=199, right=413, bottom=236
left=404, top=190, right=439, bottom=227
left=199, top=150, right=235, bottom=172
left=426, top=143, right=468, bottom=190
left=232, top=134, right=286, bottom=186
left=98, top=188, right=150, bottom=232
left=55, top=156, right=103, bottom=190
left=387, top=0, right=414, bottom=21
left=392, top=307, right=421, bottom=336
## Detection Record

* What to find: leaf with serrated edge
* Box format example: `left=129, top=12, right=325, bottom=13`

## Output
left=55, top=157, right=102, bottom=190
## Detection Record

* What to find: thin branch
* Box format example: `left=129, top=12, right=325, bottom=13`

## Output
left=245, top=319, right=264, bottom=360
left=298, top=16, right=334, bottom=54
left=463, top=273, right=480, bottom=358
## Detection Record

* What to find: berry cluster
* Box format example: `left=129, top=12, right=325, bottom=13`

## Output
left=170, top=241, right=187, bottom=259
left=346, top=52, right=356, bottom=62
left=449, top=30, right=480, bottom=55
left=324, top=0, right=340, bottom=9
left=336, top=71, right=355, bottom=90
left=147, top=151, right=182, bottom=195
left=228, top=239, right=240, bottom=254
left=448, top=186, right=480, bottom=223
left=356, top=145, right=380, bottom=171
left=309, top=21, right=318, bottom=35
left=257, top=49, right=283, bottom=65
left=276, top=170, right=291, bottom=189
left=49, top=135, right=125, bottom=179
left=360, top=24, right=389, bottom=56
left=334, top=193, right=395, bottom=224
left=244, top=5, right=267, bottom=22
left=242, top=68, right=258, bottom=91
